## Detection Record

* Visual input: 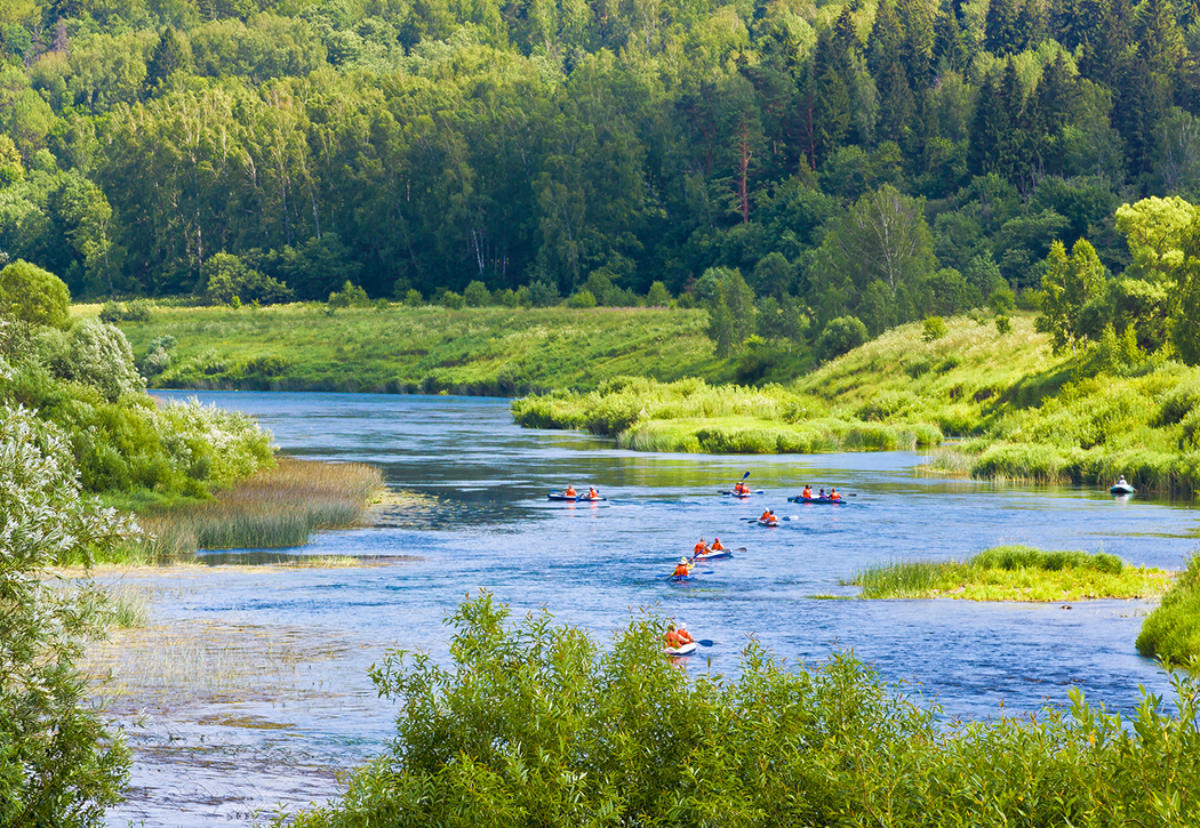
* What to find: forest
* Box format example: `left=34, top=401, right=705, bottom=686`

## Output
left=0, top=0, right=1196, bottom=344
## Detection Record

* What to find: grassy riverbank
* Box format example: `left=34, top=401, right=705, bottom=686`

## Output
left=92, top=303, right=738, bottom=396
left=849, top=545, right=1173, bottom=602
left=515, top=314, right=1200, bottom=493
left=1137, top=554, right=1200, bottom=664
left=100, top=458, right=384, bottom=565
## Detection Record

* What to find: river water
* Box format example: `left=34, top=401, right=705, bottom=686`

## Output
left=103, top=391, right=1198, bottom=827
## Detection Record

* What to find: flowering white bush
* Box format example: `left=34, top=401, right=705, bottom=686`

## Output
left=0, top=404, right=135, bottom=825
left=63, top=319, right=146, bottom=402
left=155, top=397, right=275, bottom=485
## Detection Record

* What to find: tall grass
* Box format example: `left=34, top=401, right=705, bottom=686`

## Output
left=851, top=545, right=1171, bottom=601
left=1136, top=553, right=1200, bottom=664
left=104, top=458, right=383, bottom=563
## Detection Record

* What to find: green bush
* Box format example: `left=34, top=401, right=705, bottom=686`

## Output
left=567, top=289, right=597, bottom=308
left=995, top=315, right=1012, bottom=334
left=441, top=290, right=466, bottom=310
left=404, top=288, right=423, bottom=306
left=814, top=315, right=868, bottom=361
left=0, top=260, right=71, bottom=329
left=285, top=593, right=1200, bottom=828
left=464, top=280, right=490, bottom=307
left=923, top=316, right=948, bottom=341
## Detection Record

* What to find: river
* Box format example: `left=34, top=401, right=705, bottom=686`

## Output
left=101, top=391, right=1198, bottom=827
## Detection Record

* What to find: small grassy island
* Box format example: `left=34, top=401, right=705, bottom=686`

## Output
left=849, top=545, right=1174, bottom=602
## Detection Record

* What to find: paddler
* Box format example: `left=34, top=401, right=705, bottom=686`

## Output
left=829, top=488, right=842, bottom=502
left=588, top=486, right=600, bottom=499
left=672, top=558, right=693, bottom=579
left=801, top=484, right=813, bottom=499
left=711, top=537, right=725, bottom=551
left=693, top=538, right=710, bottom=557
left=734, top=479, right=748, bottom=495
left=760, top=509, right=772, bottom=522
left=565, top=484, right=577, bottom=497
left=665, top=623, right=695, bottom=649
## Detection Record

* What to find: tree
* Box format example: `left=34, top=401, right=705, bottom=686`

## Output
left=815, top=315, right=869, bottom=360
left=646, top=281, right=670, bottom=306
left=703, top=267, right=756, bottom=357
left=464, top=280, right=490, bottom=307
left=0, top=260, right=70, bottom=329
left=201, top=252, right=293, bottom=306
left=1036, top=238, right=1107, bottom=352
left=0, top=405, right=133, bottom=825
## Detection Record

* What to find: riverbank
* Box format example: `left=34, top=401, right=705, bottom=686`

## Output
left=849, top=545, right=1174, bottom=602
left=514, top=315, right=1200, bottom=493
left=93, top=303, right=739, bottom=395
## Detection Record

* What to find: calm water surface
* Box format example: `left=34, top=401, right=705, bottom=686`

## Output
left=106, top=391, right=1199, bottom=827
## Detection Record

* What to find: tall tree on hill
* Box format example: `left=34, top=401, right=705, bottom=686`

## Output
left=808, top=30, right=853, bottom=165
left=1037, top=238, right=1107, bottom=353
left=866, top=0, right=906, bottom=78
left=985, top=0, right=1023, bottom=54
left=1134, top=0, right=1184, bottom=81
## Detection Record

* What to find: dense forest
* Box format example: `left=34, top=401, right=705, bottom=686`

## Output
left=0, top=0, right=1196, bottom=336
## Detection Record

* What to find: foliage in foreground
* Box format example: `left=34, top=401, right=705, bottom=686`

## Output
left=0, top=405, right=133, bottom=826
left=286, top=594, right=1200, bottom=828
left=1138, top=554, right=1200, bottom=664
left=851, top=544, right=1172, bottom=601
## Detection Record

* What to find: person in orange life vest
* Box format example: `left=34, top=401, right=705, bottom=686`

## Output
left=665, top=624, right=683, bottom=648
left=801, top=485, right=813, bottom=499
left=693, top=538, right=709, bottom=557
left=734, top=480, right=748, bottom=495
left=760, top=509, right=774, bottom=522
left=673, top=558, right=693, bottom=578
left=829, top=488, right=842, bottom=501
left=676, top=624, right=695, bottom=645
left=565, top=484, right=576, bottom=497
left=588, top=487, right=599, bottom=499
left=711, top=537, right=725, bottom=551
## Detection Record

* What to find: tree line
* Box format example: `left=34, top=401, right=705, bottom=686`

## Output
left=0, top=0, right=1197, bottom=348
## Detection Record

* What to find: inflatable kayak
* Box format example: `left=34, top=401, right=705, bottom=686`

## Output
left=719, top=490, right=755, bottom=497
left=693, top=550, right=733, bottom=562
left=757, top=519, right=780, bottom=527
left=547, top=492, right=607, bottom=502
left=664, top=641, right=698, bottom=656
left=668, top=573, right=695, bottom=582
left=787, top=496, right=848, bottom=504
left=1110, top=482, right=1136, bottom=495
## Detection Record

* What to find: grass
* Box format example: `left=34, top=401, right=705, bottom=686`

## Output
left=101, top=457, right=384, bottom=564
left=1136, top=553, right=1200, bottom=664
left=849, top=545, right=1174, bottom=601
left=101, top=302, right=734, bottom=396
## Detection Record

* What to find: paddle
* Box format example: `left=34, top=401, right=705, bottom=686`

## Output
left=698, top=639, right=716, bottom=647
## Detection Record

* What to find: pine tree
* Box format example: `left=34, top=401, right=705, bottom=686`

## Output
left=985, top=0, right=1023, bottom=54
left=867, top=0, right=907, bottom=77
left=1135, top=0, right=1184, bottom=77
left=144, top=27, right=191, bottom=94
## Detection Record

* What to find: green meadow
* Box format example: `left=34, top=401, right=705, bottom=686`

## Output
left=97, top=303, right=734, bottom=396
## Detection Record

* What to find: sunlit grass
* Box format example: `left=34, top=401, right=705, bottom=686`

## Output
left=100, top=458, right=384, bottom=564
left=1137, top=554, right=1200, bottom=664
left=850, top=545, right=1174, bottom=601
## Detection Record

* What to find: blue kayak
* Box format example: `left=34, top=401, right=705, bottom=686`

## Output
left=788, top=496, right=848, bottom=504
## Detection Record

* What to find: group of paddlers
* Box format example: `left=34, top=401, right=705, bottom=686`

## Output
left=563, top=485, right=601, bottom=499
left=798, top=485, right=842, bottom=501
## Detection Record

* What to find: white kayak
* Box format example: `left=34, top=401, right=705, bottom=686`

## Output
left=664, top=641, right=698, bottom=656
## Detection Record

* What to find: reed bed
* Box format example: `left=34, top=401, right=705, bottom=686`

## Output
left=851, top=545, right=1173, bottom=601
left=106, top=458, right=384, bottom=563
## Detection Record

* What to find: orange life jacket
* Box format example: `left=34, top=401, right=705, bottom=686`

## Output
left=677, top=629, right=695, bottom=645
left=711, top=539, right=724, bottom=551
left=802, top=487, right=812, bottom=499
left=761, top=511, right=771, bottom=521
left=673, top=564, right=691, bottom=578
left=588, top=488, right=598, bottom=498
left=694, top=541, right=706, bottom=556
left=565, top=486, right=576, bottom=496
left=830, top=491, right=841, bottom=501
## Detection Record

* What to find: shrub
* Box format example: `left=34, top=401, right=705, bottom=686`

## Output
left=1137, top=553, right=1200, bottom=663
left=404, top=288, right=423, bottom=306
left=995, top=315, right=1012, bottom=334
left=989, top=286, right=1016, bottom=314
left=495, top=288, right=518, bottom=307
left=441, top=290, right=466, bottom=310
left=0, top=405, right=134, bottom=822
left=464, top=280, right=490, bottom=307
left=815, top=315, right=868, bottom=361
left=646, top=281, right=670, bottom=306
left=202, top=252, right=293, bottom=306
left=923, top=316, right=948, bottom=341
left=0, top=260, right=71, bottom=329
left=567, top=289, right=597, bottom=308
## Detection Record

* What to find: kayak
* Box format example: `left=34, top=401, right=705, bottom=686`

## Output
left=720, top=490, right=754, bottom=497
left=1110, top=482, right=1136, bottom=495
left=757, top=519, right=780, bottom=527
left=788, top=496, right=848, bottom=504
left=664, top=641, right=697, bottom=656
left=693, top=550, right=733, bottom=562
left=547, top=492, right=607, bottom=502
left=668, top=574, right=695, bottom=581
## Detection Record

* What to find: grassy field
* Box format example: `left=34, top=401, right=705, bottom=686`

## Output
left=1136, top=554, right=1200, bottom=664
left=89, top=303, right=739, bottom=395
left=849, top=545, right=1174, bottom=602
